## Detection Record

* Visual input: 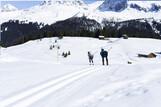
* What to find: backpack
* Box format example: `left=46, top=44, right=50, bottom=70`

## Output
left=103, top=51, right=108, bottom=57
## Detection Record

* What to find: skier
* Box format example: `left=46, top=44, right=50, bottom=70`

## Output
left=100, top=48, right=108, bottom=65
left=88, top=51, right=94, bottom=65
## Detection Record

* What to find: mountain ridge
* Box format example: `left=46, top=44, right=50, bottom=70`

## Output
left=0, top=0, right=161, bottom=24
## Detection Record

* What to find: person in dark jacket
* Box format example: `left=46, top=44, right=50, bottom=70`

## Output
left=100, top=49, right=108, bottom=65
left=88, top=51, right=94, bottom=65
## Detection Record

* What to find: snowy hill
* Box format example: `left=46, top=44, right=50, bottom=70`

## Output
left=0, top=37, right=161, bottom=107
left=0, top=0, right=161, bottom=24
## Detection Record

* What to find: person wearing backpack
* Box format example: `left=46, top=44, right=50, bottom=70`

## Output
left=100, top=49, right=108, bottom=65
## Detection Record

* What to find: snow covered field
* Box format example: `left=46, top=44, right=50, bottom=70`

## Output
left=0, top=37, right=161, bottom=107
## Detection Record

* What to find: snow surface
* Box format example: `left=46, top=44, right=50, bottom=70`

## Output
left=0, top=37, right=161, bottom=107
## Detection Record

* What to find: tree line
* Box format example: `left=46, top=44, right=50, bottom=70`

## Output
left=1, top=17, right=161, bottom=47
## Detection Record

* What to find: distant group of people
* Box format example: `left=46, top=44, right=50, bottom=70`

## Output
left=62, top=51, right=71, bottom=58
left=88, top=48, right=109, bottom=66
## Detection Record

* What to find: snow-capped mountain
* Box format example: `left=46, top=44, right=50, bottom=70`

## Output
left=86, top=0, right=161, bottom=23
left=98, top=0, right=161, bottom=12
left=0, top=0, right=161, bottom=24
left=99, top=0, right=127, bottom=12
left=41, top=0, right=85, bottom=6
left=0, top=0, right=87, bottom=24
left=130, top=1, right=161, bottom=12
left=1, top=4, right=18, bottom=12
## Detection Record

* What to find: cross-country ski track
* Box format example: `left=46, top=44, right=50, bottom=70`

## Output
left=0, top=66, right=105, bottom=107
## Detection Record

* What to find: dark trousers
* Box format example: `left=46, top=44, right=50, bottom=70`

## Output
left=89, top=58, right=94, bottom=64
left=102, top=57, right=108, bottom=65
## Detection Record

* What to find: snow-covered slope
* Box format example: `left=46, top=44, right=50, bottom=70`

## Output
left=0, top=37, right=161, bottom=107
left=0, top=0, right=161, bottom=24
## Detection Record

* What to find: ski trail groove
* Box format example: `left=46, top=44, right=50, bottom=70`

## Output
left=0, top=66, right=102, bottom=107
